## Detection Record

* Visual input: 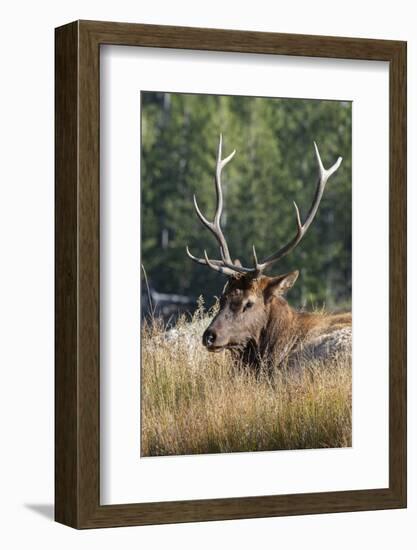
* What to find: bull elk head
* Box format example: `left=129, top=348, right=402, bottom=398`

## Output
left=186, top=135, right=343, bottom=360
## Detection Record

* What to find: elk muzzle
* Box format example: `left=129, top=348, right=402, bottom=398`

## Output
left=202, top=319, right=232, bottom=352
left=202, top=328, right=217, bottom=349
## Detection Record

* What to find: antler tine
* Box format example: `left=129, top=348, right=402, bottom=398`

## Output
left=185, top=246, right=238, bottom=276
left=214, top=134, right=236, bottom=230
left=252, top=245, right=262, bottom=272
left=192, top=134, right=235, bottom=264
left=256, top=142, right=342, bottom=273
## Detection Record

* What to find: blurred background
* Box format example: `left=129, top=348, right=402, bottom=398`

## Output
left=141, top=91, right=351, bottom=322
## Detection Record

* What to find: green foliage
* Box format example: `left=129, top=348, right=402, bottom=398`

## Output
left=141, top=91, right=351, bottom=309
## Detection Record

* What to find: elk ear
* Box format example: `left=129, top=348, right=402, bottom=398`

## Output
left=264, top=270, right=299, bottom=300
left=233, top=259, right=242, bottom=267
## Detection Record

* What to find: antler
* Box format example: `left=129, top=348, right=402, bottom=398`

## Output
left=254, top=142, right=343, bottom=273
left=186, top=134, right=239, bottom=276
left=186, top=137, right=342, bottom=278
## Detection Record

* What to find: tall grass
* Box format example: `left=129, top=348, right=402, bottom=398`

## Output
left=141, top=303, right=351, bottom=457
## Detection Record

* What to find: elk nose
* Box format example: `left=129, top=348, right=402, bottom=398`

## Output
left=203, top=329, right=217, bottom=348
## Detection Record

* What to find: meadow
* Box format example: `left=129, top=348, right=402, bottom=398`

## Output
left=141, top=302, right=352, bottom=457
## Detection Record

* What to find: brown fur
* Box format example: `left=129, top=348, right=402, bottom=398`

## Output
left=202, top=271, right=351, bottom=370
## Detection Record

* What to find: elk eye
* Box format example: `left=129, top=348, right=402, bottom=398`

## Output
left=243, top=301, right=254, bottom=312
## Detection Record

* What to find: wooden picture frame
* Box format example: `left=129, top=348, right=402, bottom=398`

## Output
left=55, top=20, right=407, bottom=528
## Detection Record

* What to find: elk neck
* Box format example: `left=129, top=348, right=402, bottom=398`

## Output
left=258, top=296, right=330, bottom=364
left=254, top=295, right=296, bottom=363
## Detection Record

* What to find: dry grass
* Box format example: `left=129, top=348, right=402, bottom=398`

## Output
left=141, top=302, right=352, bottom=457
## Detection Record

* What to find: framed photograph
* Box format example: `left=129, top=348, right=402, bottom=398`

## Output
left=55, top=20, right=406, bottom=528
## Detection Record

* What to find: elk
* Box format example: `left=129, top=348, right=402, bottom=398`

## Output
left=186, top=135, right=352, bottom=370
